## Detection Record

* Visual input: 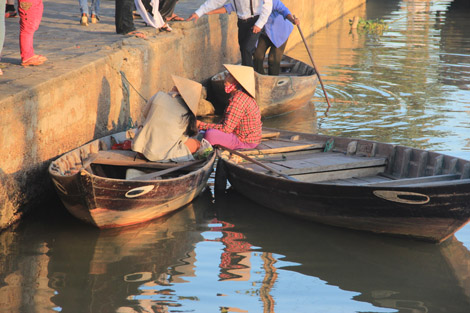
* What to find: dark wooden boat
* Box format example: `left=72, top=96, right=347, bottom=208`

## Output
left=210, top=55, right=318, bottom=117
left=215, top=128, right=470, bottom=243
left=48, top=129, right=216, bottom=228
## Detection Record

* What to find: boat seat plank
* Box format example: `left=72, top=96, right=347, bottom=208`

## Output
left=241, top=140, right=324, bottom=156
left=91, top=150, right=193, bottom=169
left=240, top=162, right=290, bottom=173
left=294, top=166, right=386, bottom=183
left=261, top=130, right=281, bottom=139
left=363, top=174, right=462, bottom=187
left=127, top=159, right=205, bottom=181
left=272, top=153, right=387, bottom=175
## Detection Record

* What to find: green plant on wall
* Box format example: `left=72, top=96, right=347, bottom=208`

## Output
left=350, top=17, right=388, bottom=35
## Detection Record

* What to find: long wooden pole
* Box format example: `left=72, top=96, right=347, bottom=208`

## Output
left=215, top=145, right=298, bottom=182
left=294, top=17, right=331, bottom=108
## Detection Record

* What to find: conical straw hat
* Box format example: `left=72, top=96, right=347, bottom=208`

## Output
left=223, top=64, right=256, bottom=98
left=171, top=75, right=202, bottom=116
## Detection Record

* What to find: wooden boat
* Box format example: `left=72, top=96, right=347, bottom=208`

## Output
left=210, top=55, right=318, bottom=117
left=48, top=129, right=216, bottom=229
left=215, top=127, right=470, bottom=243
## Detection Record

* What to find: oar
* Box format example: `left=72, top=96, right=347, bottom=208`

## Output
left=294, top=16, right=331, bottom=108
left=215, top=145, right=299, bottom=182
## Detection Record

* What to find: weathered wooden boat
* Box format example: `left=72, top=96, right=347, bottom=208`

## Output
left=48, top=129, right=216, bottom=228
left=215, top=128, right=470, bottom=243
left=210, top=55, right=318, bottom=117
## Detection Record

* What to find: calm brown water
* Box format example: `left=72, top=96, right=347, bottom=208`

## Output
left=1, top=0, right=470, bottom=312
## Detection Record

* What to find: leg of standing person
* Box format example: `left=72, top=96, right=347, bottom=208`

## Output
left=0, top=0, right=5, bottom=75
left=90, top=0, right=100, bottom=23
left=267, top=38, right=287, bottom=76
left=237, top=17, right=260, bottom=67
left=253, top=34, right=271, bottom=75
left=19, top=0, right=47, bottom=66
left=78, top=0, right=89, bottom=25
left=115, top=0, right=135, bottom=34
left=159, top=0, right=180, bottom=21
left=5, top=0, right=17, bottom=17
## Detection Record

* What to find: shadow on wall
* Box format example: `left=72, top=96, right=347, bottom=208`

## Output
left=94, top=77, right=112, bottom=139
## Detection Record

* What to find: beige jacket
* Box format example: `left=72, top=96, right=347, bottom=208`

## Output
left=132, top=92, right=194, bottom=162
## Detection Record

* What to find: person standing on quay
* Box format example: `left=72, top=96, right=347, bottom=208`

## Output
left=18, top=0, right=47, bottom=66
left=78, top=0, right=100, bottom=26
left=115, top=0, right=146, bottom=37
left=187, top=0, right=273, bottom=67
left=5, top=0, right=17, bottom=17
left=253, top=0, right=298, bottom=75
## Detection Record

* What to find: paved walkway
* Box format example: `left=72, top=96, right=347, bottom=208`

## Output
left=0, top=0, right=204, bottom=99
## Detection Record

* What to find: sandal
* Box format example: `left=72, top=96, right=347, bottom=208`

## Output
left=127, top=30, right=146, bottom=39
left=159, top=24, right=172, bottom=32
left=21, top=55, right=47, bottom=67
left=166, top=14, right=184, bottom=21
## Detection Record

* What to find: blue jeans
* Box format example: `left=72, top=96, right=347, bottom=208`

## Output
left=79, top=0, right=100, bottom=16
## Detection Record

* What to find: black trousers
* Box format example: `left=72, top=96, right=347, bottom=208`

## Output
left=159, top=0, right=178, bottom=20
left=115, top=0, right=135, bottom=34
left=237, top=16, right=260, bottom=67
left=141, top=0, right=178, bottom=20
left=253, top=33, right=288, bottom=75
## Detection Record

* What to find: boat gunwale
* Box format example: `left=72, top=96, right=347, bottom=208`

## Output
left=48, top=131, right=216, bottom=184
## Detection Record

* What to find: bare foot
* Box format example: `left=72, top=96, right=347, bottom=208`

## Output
left=127, top=30, right=146, bottom=39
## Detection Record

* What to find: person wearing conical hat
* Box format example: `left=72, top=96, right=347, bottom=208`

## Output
left=197, top=64, right=262, bottom=150
left=132, top=75, right=203, bottom=162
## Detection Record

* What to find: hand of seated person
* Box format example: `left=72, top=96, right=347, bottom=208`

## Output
left=184, top=138, right=201, bottom=154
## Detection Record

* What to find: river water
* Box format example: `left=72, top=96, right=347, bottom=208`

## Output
left=1, top=0, right=470, bottom=312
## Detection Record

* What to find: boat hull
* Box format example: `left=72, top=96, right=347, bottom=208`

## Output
left=219, top=128, right=470, bottom=243
left=211, top=56, right=318, bottom=117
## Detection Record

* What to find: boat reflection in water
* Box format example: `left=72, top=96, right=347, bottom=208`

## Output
left=214, top=190, right=470, bottom=313
left=47, top=190, right=213, bottom=313
left=1, top=188, right=470, bottom=312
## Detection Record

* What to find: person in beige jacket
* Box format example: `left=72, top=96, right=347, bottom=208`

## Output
left=132, top=75, right=202, bottom=162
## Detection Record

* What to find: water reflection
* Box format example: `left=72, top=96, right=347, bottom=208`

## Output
left=48, top=192, right=212, bottom=313
left=215, top=190, right=470, bottom=313
left=1, top=188, right=470, bottom=312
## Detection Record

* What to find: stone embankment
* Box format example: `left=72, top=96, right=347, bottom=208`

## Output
left=0, top=0, right=366, bottom=229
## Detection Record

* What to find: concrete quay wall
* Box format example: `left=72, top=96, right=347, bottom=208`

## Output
left=0, top=0, right=366, bottom=229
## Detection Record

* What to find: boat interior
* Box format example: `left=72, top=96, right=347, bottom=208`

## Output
left=229, top=130, right=470, bottom=187
left=49, top=130, right=211, bottom=181
left=210, top=55, right=316, bottom=81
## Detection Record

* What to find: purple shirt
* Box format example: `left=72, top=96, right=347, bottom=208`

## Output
left=225, top=0, right=293, bottom=48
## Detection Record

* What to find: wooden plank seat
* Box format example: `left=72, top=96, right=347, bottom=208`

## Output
left=241, top=138, right=324, bottom=156
left=87, top=150, right=198, bottom=170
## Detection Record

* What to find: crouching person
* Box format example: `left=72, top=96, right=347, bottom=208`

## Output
left=197, top=64, right=262, bottom=150
left=132, top=75, right=203, bottom=162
